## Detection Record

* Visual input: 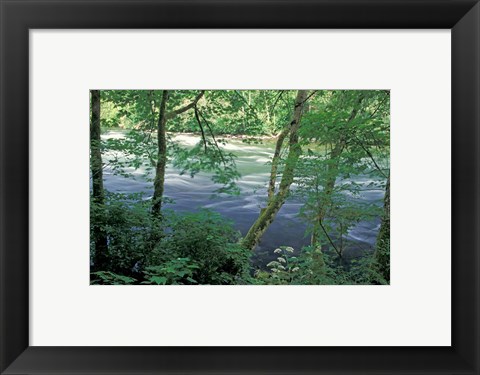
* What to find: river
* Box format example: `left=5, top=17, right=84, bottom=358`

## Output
left=102, top=131, right=385, bottom=268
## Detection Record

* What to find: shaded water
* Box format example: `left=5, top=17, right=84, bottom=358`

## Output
left=102, top=131, right=385, bottom=268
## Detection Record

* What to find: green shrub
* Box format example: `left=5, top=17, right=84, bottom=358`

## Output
left=254, top=245, right=386, bottom=285
left=90, top=193, right=156, bottom=276
left=142, top=258, right=200, bottom=285
left=162, top=210, right=250, bottom=284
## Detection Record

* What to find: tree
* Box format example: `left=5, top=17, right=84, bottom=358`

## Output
left=295, top=90, right=389, bottom=257
left=90, top=90, right=108, bottom=270
left=151, top=90, right=205, bottom=216
left=309, top=93, right=364, bottom=247
left=151, top=90, right=169, bottom=216
left=374, top=175, right=390, bottom=282
left=98, top=90, right=239, bottom=213
left=242, top=90, right=309, bottom=250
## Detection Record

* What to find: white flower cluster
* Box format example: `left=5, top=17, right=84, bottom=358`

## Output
left=274, top=247, right=294, bottom=254
left=267, top=261, right=280, bottom=268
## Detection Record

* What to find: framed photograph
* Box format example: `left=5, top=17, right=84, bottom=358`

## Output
left=1, top=0, right=479, bottom=374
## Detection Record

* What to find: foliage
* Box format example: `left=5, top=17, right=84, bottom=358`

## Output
left=90, top=89, right=390, bottom=285
left=90, top=192, right=156, bottom=276
left=142, top=258, right=200, bottom=285
left=160, top=210, right=250, bottom=284
left=254, top=245, right=388, bottom=285
left=294, top=90, right=389, bottom=258
left=102, top=130, right=157, bottom=180
left=91, top=203, right=251, bottom=285
left=90, top=271, right=136, bottom=285
left=169, top=140, right=241, bottom=195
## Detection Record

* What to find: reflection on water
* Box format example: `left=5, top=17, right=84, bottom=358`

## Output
left=102, top=131, right=385, bottom=267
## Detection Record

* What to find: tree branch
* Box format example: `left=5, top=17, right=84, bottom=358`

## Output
left=193, top=105, right=208, bottom=153
left=319, top=220, right=342, bottom=258
left=165, top=90, right=205, bottom=120
left=233, top=90, right=262, bottom=123
left=197, top=108, right=226, bottom=165
left=368, top=94, right=389, bottom=119
left=271, top=90, right=285, bottom=112
left=298, top=90, right=318, bottom=107
left=354, top=136, right=388, bottom=178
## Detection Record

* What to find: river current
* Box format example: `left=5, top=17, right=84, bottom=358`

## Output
left=102, top=131, right=385, bottom=267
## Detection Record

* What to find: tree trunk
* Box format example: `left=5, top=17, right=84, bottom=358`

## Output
left=151, top=90, right=205, bottom=217
left=148, top=91, right=170, bottom=249
left=267, top=127, right=289, bottom=199
left=310, top=95, right=364, bottom=247
left=152, top=90, right=169, bottom=216
left=374, top=176, right=390, bottom=282
left=90, top=90, right=108, bottom=270
left=310, top=141, right=344, bottom=245
left=242, top=90, right=309, bottom=250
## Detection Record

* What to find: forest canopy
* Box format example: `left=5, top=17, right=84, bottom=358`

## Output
left=90, top=89, right=390, bottom=285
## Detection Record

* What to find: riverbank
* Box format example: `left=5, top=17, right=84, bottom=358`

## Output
left=103, top=127, right=278, bottom=140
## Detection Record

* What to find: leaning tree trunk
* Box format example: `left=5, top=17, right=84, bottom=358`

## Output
left=374, top=175, right=390, bottom=282
left=267, top=127, right=289, bottom=199
left=242, top=90, right=309, bottom=250
left=152, top=90, right=169, bottom=216
left=90, top=90, right=108, bottom=270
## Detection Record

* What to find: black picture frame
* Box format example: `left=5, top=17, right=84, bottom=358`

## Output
left=1, top=0, right=479, bottom=374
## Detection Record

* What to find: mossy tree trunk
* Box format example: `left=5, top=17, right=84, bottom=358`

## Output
left=242, top=90, right=309, bottom=250
left=90, top=90, right=108, bottom=270
left=267, top=127, right=289, bottom=199
left=374, top=175, right=390, bottom=282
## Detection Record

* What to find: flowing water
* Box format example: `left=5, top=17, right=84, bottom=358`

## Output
left=102, top=131, right=385, bottom=268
